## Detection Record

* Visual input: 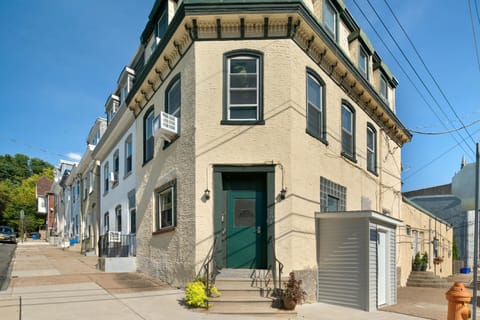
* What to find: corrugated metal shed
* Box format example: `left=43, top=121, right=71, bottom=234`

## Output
left=315, top=211, right=401, bottom=311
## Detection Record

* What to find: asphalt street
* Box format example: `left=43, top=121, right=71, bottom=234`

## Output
left=0, top=243, right=15, bottom=290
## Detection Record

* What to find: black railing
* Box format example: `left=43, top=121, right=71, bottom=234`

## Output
left=270, top=235, right=284, bottom=296
left=197, top=235, right=218, bottom=309
left=99, top=233, right=136, bottom=258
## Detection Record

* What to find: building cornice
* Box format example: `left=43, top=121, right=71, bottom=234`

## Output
left=127, top=0, right=411, bottom=146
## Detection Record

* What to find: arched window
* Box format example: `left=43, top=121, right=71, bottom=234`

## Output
left=306, top=68, right=326, bottom=142
left=223, top=50, right=264, bottom=124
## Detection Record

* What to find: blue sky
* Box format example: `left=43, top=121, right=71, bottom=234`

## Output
left=0, top=0, right=479, bottom=192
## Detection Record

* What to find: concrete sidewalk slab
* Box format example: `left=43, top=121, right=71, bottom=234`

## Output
left=0, top=243, right=436, bottom=320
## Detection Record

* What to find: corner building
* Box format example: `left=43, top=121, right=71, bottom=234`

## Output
left=127, top=0, right=411, bottom=310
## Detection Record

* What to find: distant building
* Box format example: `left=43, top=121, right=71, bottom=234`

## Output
left=35, top=176, right=54, bottom=236
left=404, top=181, right=472, bottom=269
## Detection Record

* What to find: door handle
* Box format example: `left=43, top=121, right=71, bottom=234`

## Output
left=257, top=226, right=261, bottom=234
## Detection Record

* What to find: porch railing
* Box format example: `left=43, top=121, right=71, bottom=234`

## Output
left=99, top=232, right=136, bottom=257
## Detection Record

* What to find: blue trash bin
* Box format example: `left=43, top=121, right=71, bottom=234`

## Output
left=32, top=233, right=38, bottom=240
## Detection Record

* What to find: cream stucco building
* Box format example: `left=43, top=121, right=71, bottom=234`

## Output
left=122, top=0, right=414, bottom=310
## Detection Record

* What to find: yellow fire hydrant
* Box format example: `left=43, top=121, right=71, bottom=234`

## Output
left=446, top=282, right=472, bottom=320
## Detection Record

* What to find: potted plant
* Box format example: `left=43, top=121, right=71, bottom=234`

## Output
left=412, top=252, right=422, bottom=271
left=421, top=252, right=428, bottom=271
left=434, top=256, right=444, bottom=264
left=281, top=272, right=306, bottom=310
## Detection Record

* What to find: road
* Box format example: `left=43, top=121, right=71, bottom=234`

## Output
left=0, top=243, right=16, bottom=290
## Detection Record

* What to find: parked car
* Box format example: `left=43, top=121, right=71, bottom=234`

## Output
left=0, top=226, right=17, bottom=243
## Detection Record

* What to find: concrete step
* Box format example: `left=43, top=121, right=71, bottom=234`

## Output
left=207, top=268, right=293, bottom=316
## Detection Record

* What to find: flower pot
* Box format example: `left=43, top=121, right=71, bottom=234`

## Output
left=282, top=296, right=297, bottom=310
left=420, top=264, right=427, bottom=271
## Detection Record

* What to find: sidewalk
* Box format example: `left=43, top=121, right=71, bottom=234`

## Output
left=0, top=242, right=430, bottom=320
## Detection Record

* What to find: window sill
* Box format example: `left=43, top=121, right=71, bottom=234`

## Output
left=367, top=169, right=378, bottom=177
left=306, top=129, right=328, bottom=146
left=124, top=171, right=132, bottom=180
left=220, top=120, right=265, bottom=126
left=341, top=152, right=357, bottom=163
left=152, top=226, right=175, bottom=235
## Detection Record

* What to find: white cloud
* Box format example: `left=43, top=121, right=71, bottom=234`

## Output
left=66, top=152, right=82, bottom=161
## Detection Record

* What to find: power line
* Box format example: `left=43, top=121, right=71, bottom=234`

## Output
left=350, top=0, right=475, bottom=160
left=468, top=0, right=480, bottom=72
left=381, top=0, right=477, bottom=147
left=409, top=118, right=480, bottom=135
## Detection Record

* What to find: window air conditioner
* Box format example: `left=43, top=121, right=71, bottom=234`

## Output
left=108, top=231, right=121, bottom=242
left=109, top=172, right=118, bottom=183
left=154, top=112, right=178, bottom=142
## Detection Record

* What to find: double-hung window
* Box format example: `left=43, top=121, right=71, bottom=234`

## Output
left=115, top=205, right=122, bottom=233
left=104, top=212, right=109, bottom=234
left=306, top=70, right=326, bottom=141
left=165, top=75, right=181, bottom=141
left=223, top=51, right=263, bottom=124
left=125, top=135, right=133, bottom=175
left=366, top=124, right=377, bottom=174
left=341, top=102, right=356, bottom=160
left=358, top=46, right=369, bottom=79
left=103, top=162, right=109, bottom=193
left=143, top=108, right=155, bottom=163
left=113, top=150, right=119, bottom=185
left=323, top=0, right=337, bottom=39
left=379, top=74, right=388, bottom=104
left=155, top=181, right=176, bottom=232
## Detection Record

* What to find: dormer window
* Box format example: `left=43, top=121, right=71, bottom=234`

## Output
left=358, top=46, right=369, bottom=79
left=91, top=129, right=101, bottom=145
left=106, top=97, right=120, bottom=125
left=117, top=67, right=135, bottom=105
left=379, top=74, right=388, bottom=103
left=323, top=0, right=337, bottom=39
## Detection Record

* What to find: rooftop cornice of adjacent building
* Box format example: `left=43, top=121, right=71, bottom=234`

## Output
left=127, top=0, right=411, bottom=146
left=73, top=145, right=98, bottom=175
left=86, top=117, right=107, bottom=144
left=91, top=103, right=135, bottom=161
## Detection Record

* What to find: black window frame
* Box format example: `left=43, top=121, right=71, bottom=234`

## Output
left=154, top=180, right=177, bottom=234
left=103, top=162, right=109, bottom=194
left=341, top=100, right=356, bottom=162
left=113, top=149, right=120, bottom=186
left=143, top=106, right=155, bottom=164
left=306, top=68, right=327, bottom=144
left=222, top=50, right=264, bottom=125
left=125, top=134, right=133, bottom=176
left=115, top=205, right=122, bottom=233
left=164, top=74, right=181, bottom=148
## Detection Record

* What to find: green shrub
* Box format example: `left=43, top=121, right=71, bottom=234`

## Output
left=185, top=280, right=208, bottom=308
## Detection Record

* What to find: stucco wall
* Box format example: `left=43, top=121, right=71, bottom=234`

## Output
left=135, top=47, right=197, bottom=287
left=398, top=201, right=453, bottom=286
left=193, top=39, right=403, bottom=277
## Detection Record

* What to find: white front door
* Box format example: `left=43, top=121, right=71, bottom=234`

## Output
left=377, top=231, right=388, bottom=306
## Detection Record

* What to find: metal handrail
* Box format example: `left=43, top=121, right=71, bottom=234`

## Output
left=270, top=235, right=284, bottom=296
left=197, top=235, right=218, bottom=308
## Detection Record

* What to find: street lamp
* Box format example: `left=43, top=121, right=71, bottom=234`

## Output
left=452, top=143, right=480, bottom=319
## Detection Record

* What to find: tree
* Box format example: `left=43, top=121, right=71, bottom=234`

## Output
left=0, top=153, right=54, bottom=231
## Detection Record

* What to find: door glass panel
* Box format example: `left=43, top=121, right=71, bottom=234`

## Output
left=234, top=198, right=256, bottom=227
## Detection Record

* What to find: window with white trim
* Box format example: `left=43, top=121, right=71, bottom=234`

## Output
left=125, top=135, right=133, bottom=175
left=115, top=205, right=122, bottom=233
left=379, top=74, right=388, bottom=103
left=358, top=46, right=369, bottom=79
left=113, top=150, right=119, bottom=185
left=103, top=162, right=109, bottom=193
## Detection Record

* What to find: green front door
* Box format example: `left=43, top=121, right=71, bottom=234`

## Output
left=225, top=177, right=267, bottom=268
